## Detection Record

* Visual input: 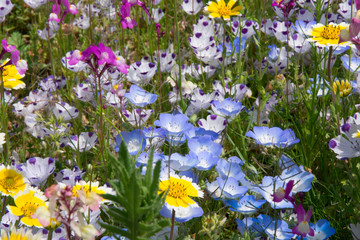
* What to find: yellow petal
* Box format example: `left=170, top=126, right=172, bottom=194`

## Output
left=210, top=13, right=221, bottom=18
left=7, top=206, right=24, bottom=216
left=227, top=0, right=236, bottom=8
left=231, top=6, right=243, bottom=12
left=21, top=216, right=42, bottom=227
left=166, top=196, right=179, bottom=207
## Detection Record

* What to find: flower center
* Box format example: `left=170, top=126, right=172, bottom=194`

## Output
left=321, top=25, right=341, bottom=40
left=218, top=6, right=231, bottom=16
left=333, top=80, right=352, bottom=97
left=298, top=221, right=310, bottom=234
left=3, top=177, right=15, bottom=188
left=168, top=182, right=187, bottom=198
left=353, top=130, right=360, bottom=138
left=21, top=202, right=40, bottom=216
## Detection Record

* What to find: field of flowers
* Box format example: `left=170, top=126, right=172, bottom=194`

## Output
left=1, top=0, right=360, bottom=239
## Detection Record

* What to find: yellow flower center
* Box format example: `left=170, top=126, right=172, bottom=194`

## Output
left=333, top=80, right=352, bottom=97
left=218, top=6, right=231, bottom=16
left=21, top=202, right=40, bottom=216
left=168, top=181, right=187, bottom=198
left=352, top=130, right=360, bottom=138
left=321, top=25, right=341, bottom=40
left=3, top=177, right=15, bottom=188
left=0, top=169, right=26, bottom=196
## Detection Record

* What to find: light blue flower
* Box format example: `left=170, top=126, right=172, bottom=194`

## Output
left=341, top=54, right=360, bottom=73
left=257, top=165, right=314, bottom=209
left=226, top=195, right=266, bottom=214
left=216, top=157, right=245, bottom=181
left=217, top=37, right=247, bottom=55
left=237, top=214, right=295, bottom=240
left=188, top=135, right=222, bottom=156
left=160, top=202, right=203, bottom=223
left=268, top=44, right=279, bottom=62
left=154, top=113, right=193, bottom=137
left=302, top=219, right=336, bottom=240
left=169, top=152, right=199, bottom=171
left=124, top=85, right=158, bottom=107
left=194, top=151, right=220, bottom=170
left=245, top=126, right=300, bottom=148
left=115, top=130, right=146, bottom=155
left=211, top=98, right=245, bottom=119
left=307, top=75, right=329, bottom=97
left=217, top=177, right=248, bottom=199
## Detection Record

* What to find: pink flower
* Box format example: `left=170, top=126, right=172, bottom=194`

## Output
left=292, top=204, right=315, bottom=238
left=114, top=55, right=129, bottom=74
left=98, top=43, right=116, bottom=66
left=272, top=180, right=294, bottom=203
left=1, top=39, right=16, bottom=53
left=119, top=3, right=137, bottom=29
left=66, top=50, right=82, bottom=65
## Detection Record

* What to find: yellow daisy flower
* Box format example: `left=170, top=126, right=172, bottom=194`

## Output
left=71, top=181, right=113, bottom=199
left=1, top=226, right=42, bottom=240
left=158, top=176, right=203, bottom=208
left=1, top=60, right=26, bottom=90
left=308, top=22, right=350, bottom=47
left=7, top=189, right=48, bottom=227
left=0, top=165, right=28, bottom=197
left=205, top=0, right=242, bottom=21
left=333, top=79, right=352, bottom=97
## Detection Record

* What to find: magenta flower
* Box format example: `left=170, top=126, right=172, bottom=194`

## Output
left=271, top=0, right=295, bottom=19
left=292, top=204, right=315, bottom=238
left=50, top=0, right=78, bottom=23
left=356, top=0, right=360, bottom=11
left=340, top=12, right=360, bottom=51
left=98, top=43, right=116, bottom=65
left=114, top=55, right=129, bottom=74
left=1, top=39, right=16, bottom=53
left=119, top=2, right=137, bottom=29
left=272, top=180, right=294, bottom=203
left=66, top=50, right=82, bottom=65
left=66, top=43, right=129, bottom=74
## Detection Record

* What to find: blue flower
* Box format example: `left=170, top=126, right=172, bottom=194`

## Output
left=245, top=126, right=299, bottom=148
left=217, top=177, right=248, bottom=199
left=217, top=37, right=247, bottom=55
left=115, top=129, right=146, bottom=155
left=160, top=202, right=203, bottom=223
left=124, top=85, right=157, bottom=107
left=216, top=157, right=245, bottom=181
left=169, top=152, right=199, bottom=171
left=188, top=135, right=222, bottom=170
left=226, top=195, right=266, bottom=214
left=188, top=135, right=222, bottom=157
left=341, top=54, right=360, bottom=73
left=301, top=219, right=336, bottom=240
left=256, top=166, right=314, bottom=209
left=154, top=113, right=192, bottom=137
left=211, top=98, right=245, bottom=119
left=237, top=214, right=295, bottom=239
left=268, top=44, right=279, bottom=62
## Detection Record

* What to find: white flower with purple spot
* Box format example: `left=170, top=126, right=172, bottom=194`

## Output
left=17, top=157, right=55, bottom=186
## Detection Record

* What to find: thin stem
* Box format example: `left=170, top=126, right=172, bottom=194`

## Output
left=169, top=209, right=176, bottom=240
left=0, top=196, right=7, bottom=223
left=327, top=47, right=340, bottom=134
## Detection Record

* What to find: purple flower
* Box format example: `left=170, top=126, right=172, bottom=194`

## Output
left=292, top=204, right=314, bottom=237
left=1, top=39, right=16, bottom=53
left=98, top=43, right=116, bottom=65
left=119, top=2, right=137, bottom=29
left=272, top=179, right=294, bottom=203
